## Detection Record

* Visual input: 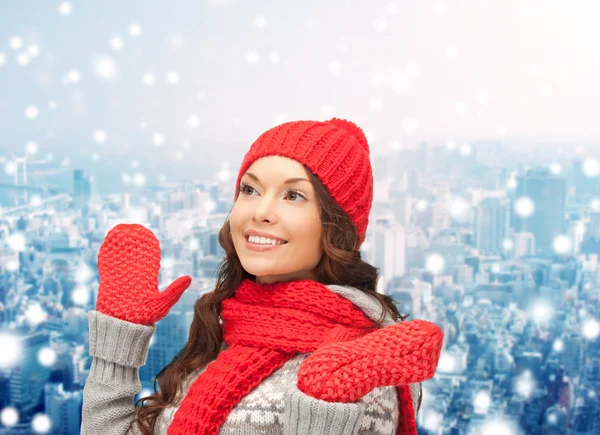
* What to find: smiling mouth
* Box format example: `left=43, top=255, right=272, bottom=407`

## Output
left=244, top=234, right=289, bottom=245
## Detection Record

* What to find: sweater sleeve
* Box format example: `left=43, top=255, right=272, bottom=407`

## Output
left=81, top=310, right=156, bottom=435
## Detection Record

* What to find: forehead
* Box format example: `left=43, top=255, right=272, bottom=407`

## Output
left=243, top=156, right=309, bottom=180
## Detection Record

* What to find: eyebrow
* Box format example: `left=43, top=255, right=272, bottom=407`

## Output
left=243, top=172, right=311, bottom=185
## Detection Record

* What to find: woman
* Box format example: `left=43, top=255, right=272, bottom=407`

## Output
left=81, top=118, right=444, bottom=435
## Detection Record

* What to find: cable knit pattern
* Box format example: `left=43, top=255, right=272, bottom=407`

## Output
left=234, top=118, right=373, bottom=246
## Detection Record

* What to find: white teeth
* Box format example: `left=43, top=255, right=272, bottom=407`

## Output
left=248, top=235, right=285, bottom=245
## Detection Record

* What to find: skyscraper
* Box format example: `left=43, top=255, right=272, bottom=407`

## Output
left=514, top=168, right=567, bottom=257
left=73, top=170, right=91, bottom=210
left=475, top=197, right=510, bottom=255
left=370, top=217, right=406, bottom=294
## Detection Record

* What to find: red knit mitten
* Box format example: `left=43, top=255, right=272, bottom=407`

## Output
left=96, top=223, right=192, bottom=325
left=297, top=319, right=444, bottom=402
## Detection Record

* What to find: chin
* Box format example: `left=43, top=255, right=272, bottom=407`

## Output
left=240, top=258, right=285, bottom=278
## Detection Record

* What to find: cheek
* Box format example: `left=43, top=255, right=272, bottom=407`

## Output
left=293, top=216, right=323, bottom=254
left=229, top=201, right=246, bottom=231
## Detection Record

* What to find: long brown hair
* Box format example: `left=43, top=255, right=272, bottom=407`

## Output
left=131, top=165, right=422, bottom=434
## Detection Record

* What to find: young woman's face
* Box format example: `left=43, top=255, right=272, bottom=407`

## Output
left=230, top=155, right=324, bottom=284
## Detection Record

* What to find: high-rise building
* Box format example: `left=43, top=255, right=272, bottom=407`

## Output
left=370, top=217, right=406, bottom=294
left=514, top=168, right=567, bottom=257
left=73, top=169, right=91, bottom=209
left=514, top=232, right=535, bottom=258
left=140, top=307, right=194, bottom=384
left=475, top=197, right=511, bottom=255
left=4, top=332, right=53, bottom=416
left=572, top=159, right=600, bottom=197
left=44, top=383, right=82, bottom=434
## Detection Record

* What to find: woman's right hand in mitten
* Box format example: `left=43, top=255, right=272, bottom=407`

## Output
left=96, top=223, right=192, bottom=326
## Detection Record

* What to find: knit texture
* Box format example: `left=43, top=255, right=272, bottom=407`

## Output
left=96, top=223, right=192, bottom=325
left=167, top=279, right=443, bottom=435
left=234, top=118, right=374, bottom=246
left=81, top=282, right=425, bottom=435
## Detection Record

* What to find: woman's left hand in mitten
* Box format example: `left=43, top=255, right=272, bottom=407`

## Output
left=296, top=319, right=444, bottom=403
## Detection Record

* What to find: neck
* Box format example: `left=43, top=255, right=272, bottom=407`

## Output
left=254, top=271, right=319, bottom=285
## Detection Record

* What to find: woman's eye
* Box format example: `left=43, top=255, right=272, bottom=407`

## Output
left=240, top=184, right=305, bottom=201
left=240, top=184, right=255, bottom=195
left=286, top=190, right=306, bottom=201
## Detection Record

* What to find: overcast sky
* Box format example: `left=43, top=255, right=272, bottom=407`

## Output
left=0, top=0, right=598, bottom=173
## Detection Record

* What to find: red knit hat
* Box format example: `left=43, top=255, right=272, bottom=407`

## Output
left=234, top=118, right=373, bottom=247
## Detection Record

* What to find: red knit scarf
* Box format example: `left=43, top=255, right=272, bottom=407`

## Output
left=167, top=279, right=417, bottom=434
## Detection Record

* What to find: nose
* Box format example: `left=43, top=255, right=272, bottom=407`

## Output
left=252, top=194, right=278, bottom=224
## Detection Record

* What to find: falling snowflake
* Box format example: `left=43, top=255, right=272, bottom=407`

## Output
left=25, top=105, right=39, bottom=120
left=92, top=54, right=119, bottom=81
left=426, top=253, right=445, bottom=274
left=8, top=233, right=26, bottom=251
left=530, top=300, right=553, bottom=324
left=31, top=413, right=52, bottom=434
left=142, top=73, right=156, bottom=86
left=67, top=69, right=81, bottom=83
left=58, top=2, right=72, bottom=16
left=514, top=197, right=534, bottom=218
left=153, top=133, right=165, bottom=147
left=187, top=113, right=200, bottom=128
left=582, top=157, right=600, bottom=177
left=549, top=162, right=562, bottom=174
left=26, top=141, right=38, bottom=155
left=38, top=347, right=57, bottom=367
left=374, top=17, right=388, bottom=32
left=129, top=23, right=142, bottom=38
left=25, top=303, right=48, bottom=325
left=254, top=14, right=268, bottom=28
left=0, top=407, right=19, bottom=427
left=246, top=51, right=259, bottom=65
left=166, top=71, right=180, bottom=85
left=93, top=129, right=107, bottom=144
left=72, top=286, right=91, bottom=306
left=133, top=173, right=146, bottom=186
left=9, top=36, right=23, bottom=50
left=552, top=339, right=564, bottom=352
left=582, top=318, right=600, bottom=340
left=459, top=143, right=473, bottom=156
left=402, top=117, right=418, bottom=133
left=110, top=36, right=124, bottom=50
left=514, top=370, right=535, bottom=399
left=553, top=235, right=571, bottom=255
left=503, top=239, right=514, bottom=250
left=474, top=391, right=491, bottom=414
left=27, top=44, right=40, bottom=57
left=328, top=61, right=342, bottom=75
left=0, top=334, right=21, bottom=368
left=16, top=52, right=30, bottom=66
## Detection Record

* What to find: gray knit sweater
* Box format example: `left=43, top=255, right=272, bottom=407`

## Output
left=81, top=284, right=421, bottom=434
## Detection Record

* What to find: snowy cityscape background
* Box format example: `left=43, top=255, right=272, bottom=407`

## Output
left=1, top=0, right=600, bottom=433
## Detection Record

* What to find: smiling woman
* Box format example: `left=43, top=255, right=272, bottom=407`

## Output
left=230, top=155, right=324, bottom=284
left=82, top=118, right=443, bottom=435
